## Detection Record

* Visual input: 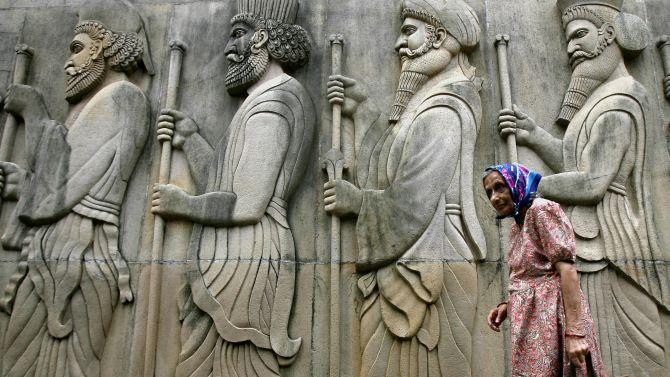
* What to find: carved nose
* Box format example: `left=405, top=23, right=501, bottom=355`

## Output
left=394, top=38, right=406, bottom=52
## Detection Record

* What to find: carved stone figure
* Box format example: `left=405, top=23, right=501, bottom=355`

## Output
left=151, top=0, right=314, bottom=375
left=498, top=0, right=669, bottom=374
left=324, top=0, right=486, bottom=375
left=0, top=1, right=153, bottom=375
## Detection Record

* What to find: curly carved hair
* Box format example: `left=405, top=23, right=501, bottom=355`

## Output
left=74, top=21, right=143, bottom=73
left=231, top=13, right=311, bottom=71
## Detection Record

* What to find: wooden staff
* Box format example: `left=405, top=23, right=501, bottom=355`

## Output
left=0, top=44, right=34, bottom=209
left=323, top=33, right=344, bottom=377
left=495, top=34, right=518, bottom=163
left=143, top=39, right=186, bottom=377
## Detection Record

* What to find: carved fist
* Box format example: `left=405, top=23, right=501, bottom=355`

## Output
left=3, top=84, right=48, bottom=120
left=157, top=108, right=199, bottom=149
left=565, top=335, right=590, bottom=369
left=323, top=179, right=363, bottom=217
left=151, top=183, right=192, bottom=220
left=664, top=75, right=670, bottom=99
left=327, top=75, right=369, bottom=117
left=498, top=104, right=537, bottom=146
left=0, top=161, right=25, bottom=200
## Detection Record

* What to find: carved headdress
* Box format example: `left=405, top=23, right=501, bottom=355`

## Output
left=76, top=0, right=155, bottom=74
left=401, top=0, right=481, bottom=51
left=235, top=0, right=299, bottom=24
left=557, top=0, right=648, bottom=56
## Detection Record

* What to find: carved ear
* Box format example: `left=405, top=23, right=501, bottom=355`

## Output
left=434, top=27, right=448, bottom=48
left=601, top=23, right=616, bottom=44
left=251, top=29, right=269, bottom=54
left=90, top=39, right=104, bottom=60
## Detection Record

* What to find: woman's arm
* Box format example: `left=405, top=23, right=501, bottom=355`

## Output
left=556, top=261, right=590, bottom=369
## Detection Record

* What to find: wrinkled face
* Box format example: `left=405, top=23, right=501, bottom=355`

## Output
left=565, top=19, right=603, bottom=69
left=64, top=33, right=106, bottom=103
left=483, top=172, right=515, bottom=218
left=224, top=20, right=269, bottom=95
left=395, top=17, right=435, bottom=62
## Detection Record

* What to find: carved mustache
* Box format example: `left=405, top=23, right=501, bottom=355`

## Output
left=569, top=50, right=597, bottom=69
left=227, top=53, right=246, bottom=63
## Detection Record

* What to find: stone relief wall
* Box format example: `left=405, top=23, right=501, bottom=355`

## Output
left=0, top=1, right=667, bottom=376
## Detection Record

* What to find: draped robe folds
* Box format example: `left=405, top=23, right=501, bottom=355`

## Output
left=560, top=76, right=669, bottom=375
left=354, top=74, right=486, bottom=377
left=1, top=81, right=149, bottom=376
left=176, top=74, right=314, bottom=377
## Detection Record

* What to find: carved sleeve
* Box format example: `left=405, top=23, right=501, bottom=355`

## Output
left=355, top=107, right=460, bottom=271
left=189, top=111, right=290, bottom=227
left=539, top=110, right=632, bottom=205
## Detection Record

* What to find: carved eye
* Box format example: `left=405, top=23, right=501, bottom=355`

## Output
left=70, top=42, right=83, bottom=54
left=233, top=28, right=246, bottom=38
left=575, top=29, right=588, bottom=39
left=402, top=26, right=417, bottom=36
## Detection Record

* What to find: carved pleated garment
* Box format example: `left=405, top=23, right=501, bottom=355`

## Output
left=176, top=75, right=313, bottom=377
left=563, top=77, right=669, bottom=375
left=2, top=215, right=121, bottom=376
left=0, top=81, right=148, bottom=377
left=354, top=76, right=485, bottom=377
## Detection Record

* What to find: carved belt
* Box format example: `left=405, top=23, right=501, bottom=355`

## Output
left=445, top=203, right=462, bottom=216
left=607, top=182, right=627, bottom=196
left=266, top=196, right=289, bottom=228
left=72, top=195, right=122, bottom=226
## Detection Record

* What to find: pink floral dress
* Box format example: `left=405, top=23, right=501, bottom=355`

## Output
left=507, top=198, right=607, bottom=377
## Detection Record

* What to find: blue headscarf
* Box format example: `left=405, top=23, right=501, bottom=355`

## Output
left=484, top=163, right=542, bottom=224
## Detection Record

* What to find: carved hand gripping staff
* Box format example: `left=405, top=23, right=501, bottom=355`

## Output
left=0, top=44, right=34, bottom=214
left=323, top=33, right=345, bottom=377
left=144, top=39, right=186, bottom=377
left=495, top=34, right=518, bottom=163
left=658, top=35, right=670, bottom=100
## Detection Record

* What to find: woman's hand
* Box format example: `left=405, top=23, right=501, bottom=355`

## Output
left=487, top=303, right=507, bottom=332
left=565, top=335, right=590, bottom=369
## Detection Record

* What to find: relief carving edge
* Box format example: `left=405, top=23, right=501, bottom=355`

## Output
left=657, top=35, right=670, bottom=100
left=499, top=0, right=668, bottom=375
left=0, top=0, right=153, bottom=375
left=150, top=0, right=314, bottom=375
left=324, top=0, right=486, bottom=375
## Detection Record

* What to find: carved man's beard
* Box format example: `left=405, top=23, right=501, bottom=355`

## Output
left=558, top=31, right=617, bottom=126
left=225, top=43, right=270, bottom=95
left=65, top=54, right=106, bottom=104
left=390, top=26, right=449, bottom=123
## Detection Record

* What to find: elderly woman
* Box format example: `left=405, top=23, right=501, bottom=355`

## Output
left=483, top=163, right=606, bottom=377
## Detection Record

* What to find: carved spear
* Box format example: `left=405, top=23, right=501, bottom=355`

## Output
left=658, top=35, right=670, bottom=100
left=323, top=33, right=345, bottom=377
left=495, top=34, right=518, bottom=163
left=0, top=44, right=34, bottom=211
left=143, top=39, right=186, bottom=377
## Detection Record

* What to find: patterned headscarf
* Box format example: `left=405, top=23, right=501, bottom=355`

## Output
left=484, top=163, right=543, bottom=223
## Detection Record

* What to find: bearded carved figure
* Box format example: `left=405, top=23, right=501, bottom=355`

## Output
left=498, top=0, right=669, bottom=375
left=325, top=0, right=486, bottom=375
left=0, top=1, right=153, bottom=375
left=151, top=0, right=314, bottom=375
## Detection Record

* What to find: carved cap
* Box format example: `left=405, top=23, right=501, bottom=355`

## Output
left=401, top=0, right=481, bottom=50
left=236, top=0, right=299, bottom=24
left=77, top=0, right=154, bottom=74
left=557, top=0, right=622, bottom=14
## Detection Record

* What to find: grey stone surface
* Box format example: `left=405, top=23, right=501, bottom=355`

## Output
left=0, top=0, right=666, bottom=376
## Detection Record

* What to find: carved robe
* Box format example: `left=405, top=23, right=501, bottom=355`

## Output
left=176, top=74, right=314, bottom=377
left=1, top=81, right=148, bottom=376
left=355, top=72, right=485, bottom=377
left=557, top=76, right=669, bottom=375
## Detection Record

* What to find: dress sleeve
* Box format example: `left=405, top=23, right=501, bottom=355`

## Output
left=531, top=201, right=576, bottom=265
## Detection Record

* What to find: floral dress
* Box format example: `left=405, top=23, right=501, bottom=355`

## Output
left=507, top=198, right=607, bottom=377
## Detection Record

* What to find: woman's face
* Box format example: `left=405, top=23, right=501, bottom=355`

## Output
left=483, top=171, right=515, bottom=217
